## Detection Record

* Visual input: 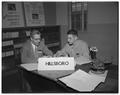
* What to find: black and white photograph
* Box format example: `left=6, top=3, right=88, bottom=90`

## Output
left=2, top=1, right=119, bottom=93
left=32, top=14, right=39, bottom=20
left=7, top=3, right=16, bottom=11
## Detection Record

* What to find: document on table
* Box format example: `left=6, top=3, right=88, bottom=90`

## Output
left=20, top=63, right=38, bottom=71
left=59, top=69, right=105, bottom=91
left=89, top=70, right=108, bottom=82
left=75, top=56, right=91, bottom=65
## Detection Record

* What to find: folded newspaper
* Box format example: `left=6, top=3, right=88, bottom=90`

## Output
left=59, top=69, right=108, bottom=92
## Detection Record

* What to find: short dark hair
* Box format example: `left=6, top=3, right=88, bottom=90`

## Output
left=30, top=29, right=41, bottom=38
left=67, top=29, right=78, bottom=36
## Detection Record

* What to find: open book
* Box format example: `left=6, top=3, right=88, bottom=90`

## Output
left=59, top=69, right=107, bottom=92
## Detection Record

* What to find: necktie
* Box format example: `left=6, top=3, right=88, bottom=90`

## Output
left=35, top=46, right=43, bottom=58
left=35, top=46, right=38, bottom=58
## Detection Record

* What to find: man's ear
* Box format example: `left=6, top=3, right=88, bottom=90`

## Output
left=30, top=37, right=33, bottom=41
left=74, top=36, right=78, bottom=40
left=42, top=38, right=45, bottom=42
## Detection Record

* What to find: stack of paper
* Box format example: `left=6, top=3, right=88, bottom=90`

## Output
left=20, top=63, right=38, bottom=71
left=59, top=69, right=106, bottom=92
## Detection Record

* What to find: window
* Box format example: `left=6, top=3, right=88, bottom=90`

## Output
left=71, top=2, right=88, bottom=31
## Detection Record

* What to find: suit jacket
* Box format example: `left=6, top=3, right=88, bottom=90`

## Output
left=21, top=39, right=53, bottom=64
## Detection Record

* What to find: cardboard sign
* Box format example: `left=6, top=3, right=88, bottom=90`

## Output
left=38, top=57, right=75, bottom=71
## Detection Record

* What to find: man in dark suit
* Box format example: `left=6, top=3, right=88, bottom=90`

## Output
left=21, top=29, right=53, bottom=64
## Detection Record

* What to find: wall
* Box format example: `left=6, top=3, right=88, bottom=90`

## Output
left=56, top=2, right=118, bottom=65
left=88, top=2, right=118, bottom=24
left=78, top=2, right=118, bottom=65
left=56, top=2, right=69, bottom=48
left=44, top=2, right=56, bottom=25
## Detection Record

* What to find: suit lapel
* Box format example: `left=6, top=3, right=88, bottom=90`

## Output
left=28, top=41, right=36, bottom=58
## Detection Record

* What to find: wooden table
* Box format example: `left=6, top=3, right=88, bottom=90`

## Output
left=19, top=63, right=118, bottom=93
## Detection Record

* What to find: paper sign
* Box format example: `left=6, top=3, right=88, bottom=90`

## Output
left=38, top=57, right=75, bottom=71
left=24, top=2, right=45, bottom=26
left=2, top=2, right=25, bottom=28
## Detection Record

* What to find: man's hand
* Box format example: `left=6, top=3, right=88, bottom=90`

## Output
left=54, top=51, right=68, bottom=57
left=54, top=51, right=60, bottom=57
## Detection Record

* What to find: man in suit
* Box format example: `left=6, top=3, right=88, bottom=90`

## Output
left=21, top=29, right=53, bottom=64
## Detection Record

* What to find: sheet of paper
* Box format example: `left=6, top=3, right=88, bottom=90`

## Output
left=89, top=70, right=108, bottom=82
left=20, top=63, right=38, bottom=71
left=75, top=56, right=91, bottom=65
left=59, top=69, right=105, bottom=91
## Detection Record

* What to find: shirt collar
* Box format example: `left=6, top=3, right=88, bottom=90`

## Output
left=31, top=42, right=36, bottom=51
left=68, top=39, right=79, bottom=46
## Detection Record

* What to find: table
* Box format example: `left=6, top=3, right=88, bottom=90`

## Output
left=19, top=63, right=118, bottom=93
